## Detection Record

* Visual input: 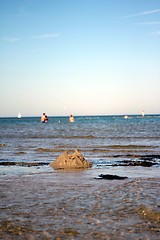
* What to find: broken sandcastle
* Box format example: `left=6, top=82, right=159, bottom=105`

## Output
left=50, top=149, right=92, bottom=170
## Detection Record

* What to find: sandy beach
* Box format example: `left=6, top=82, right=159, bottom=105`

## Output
left=0, top=168, right=160, bottom=240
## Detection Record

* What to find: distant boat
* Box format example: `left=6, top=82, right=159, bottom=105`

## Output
left=142, top=111, right=145, bottom=117
left=18, top=113, right=21, bottom=119
left=124, top=115, right=129, bottom=119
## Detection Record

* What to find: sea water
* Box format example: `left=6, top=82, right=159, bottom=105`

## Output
left=0, top=114, right=160, bottom=176
left=0, top=115, right=160, bottom=239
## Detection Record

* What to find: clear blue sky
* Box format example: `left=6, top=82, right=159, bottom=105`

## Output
left=0, top=0, right=160, bottom=117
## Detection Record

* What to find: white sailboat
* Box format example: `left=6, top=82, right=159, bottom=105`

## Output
left=141, top=111, right=145, bottom=117
left=18, top=113, right=21, bottom=119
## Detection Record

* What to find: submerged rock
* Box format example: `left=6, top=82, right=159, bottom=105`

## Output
left=50, top=149, right=92, bottom=170
left=95, top=174, right=128, bottom=180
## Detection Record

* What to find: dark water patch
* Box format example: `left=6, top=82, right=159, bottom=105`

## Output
left=0, top=162, right=48, bottom=166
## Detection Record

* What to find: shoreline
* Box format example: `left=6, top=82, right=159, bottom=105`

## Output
left=0, top=152, right=160, bottom=178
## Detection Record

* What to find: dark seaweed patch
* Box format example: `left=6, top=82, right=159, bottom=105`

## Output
left=95, top=174, right=128, bottom=180
left=0, top=162, right=48, bottom=166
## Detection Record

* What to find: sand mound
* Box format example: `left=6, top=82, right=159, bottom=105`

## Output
left=50, top=149, right=92, bottom=170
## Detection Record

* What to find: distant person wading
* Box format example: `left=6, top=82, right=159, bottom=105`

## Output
left=69, top=114, right=74, bottom=123
left=41, top=113, right=48, bottom=123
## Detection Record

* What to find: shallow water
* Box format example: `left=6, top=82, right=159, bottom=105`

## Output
left=0, top=115, right=160, bottom=168
left=0, top=172, right=160, bottom=240
left=0, top=115, right=160, bottom=239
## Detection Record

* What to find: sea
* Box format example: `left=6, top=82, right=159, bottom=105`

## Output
left=0, top=114, right=160, bottom=176
left=0, top=115, right=160, bottom=240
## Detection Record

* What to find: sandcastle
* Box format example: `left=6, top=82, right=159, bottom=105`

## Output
left=50, top=149, right=92, bottom=170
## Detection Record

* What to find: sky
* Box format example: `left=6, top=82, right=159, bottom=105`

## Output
left=0, top=0, right=160, bottom=117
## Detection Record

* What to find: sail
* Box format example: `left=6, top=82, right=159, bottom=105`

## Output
left=18, top=113, right=21, bottom=118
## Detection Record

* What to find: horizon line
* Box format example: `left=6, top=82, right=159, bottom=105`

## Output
left=0, top=113, right=160, bottom=118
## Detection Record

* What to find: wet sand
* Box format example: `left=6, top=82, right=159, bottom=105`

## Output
left=0, top=169, right=160, bottom=240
